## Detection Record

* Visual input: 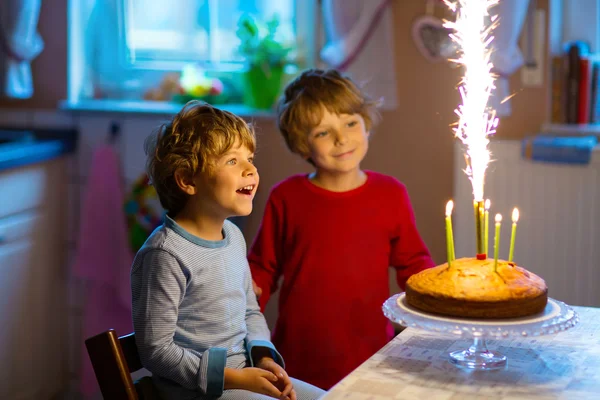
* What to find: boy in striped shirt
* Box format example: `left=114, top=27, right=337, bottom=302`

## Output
left=131, top=101, right=324, bottom=400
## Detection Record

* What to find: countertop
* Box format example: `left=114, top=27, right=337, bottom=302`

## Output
left=0, top=127, right=77, bottom=171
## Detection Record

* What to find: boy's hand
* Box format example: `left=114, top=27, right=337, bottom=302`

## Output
left=225, top=367, right=285, bottom=398
left=252, top=279, right=263, bottom=299
left=256, top=358, right=297, bottom=400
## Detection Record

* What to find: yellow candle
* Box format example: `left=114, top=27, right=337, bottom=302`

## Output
left=494, top=213, right=502, bottom=272
left=445, top=200, right=455, bottom=265
left=508, top=208, right=519, bottom=262
left=484, top=199, right=491, bottom=256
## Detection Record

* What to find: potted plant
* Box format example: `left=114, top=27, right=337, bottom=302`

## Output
left=236, top=14, right=294, bottom=109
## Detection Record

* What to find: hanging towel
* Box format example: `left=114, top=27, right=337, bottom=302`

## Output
left=488, top=0, right=531, bottom=117
left=72, top=144, right=134, bottom=398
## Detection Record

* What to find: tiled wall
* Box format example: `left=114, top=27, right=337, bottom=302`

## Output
left=0, top=108, right=166, bottom=398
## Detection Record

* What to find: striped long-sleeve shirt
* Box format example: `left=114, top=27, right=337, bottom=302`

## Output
left=131, top=215, right=283, bottom=399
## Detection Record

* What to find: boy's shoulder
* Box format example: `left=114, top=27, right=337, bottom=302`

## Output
left=142, top=220, right=244, bottom=250
left=268, top=172, right=408, bottom=198
left=269, top=174, right=309, bottom=197
left=364, top=171, right=408, bottom=196
left=134, top=220, right=245, bottom=265
left=136, top=224, right=172, bottom=255
left=366, top=170, right=405, bottom=187
left=223, top=219, right=245, bottom=244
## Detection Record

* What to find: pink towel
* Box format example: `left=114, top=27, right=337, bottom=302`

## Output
left=72, top=144, right=134, bottom=398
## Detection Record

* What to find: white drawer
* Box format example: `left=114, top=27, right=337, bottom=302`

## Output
left=0, top=164, right=47, bottom=219
left=0, top=211, right=42, bottom=245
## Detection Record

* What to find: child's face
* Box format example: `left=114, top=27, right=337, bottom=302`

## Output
left=197, top=142, right=259, bottom=219
left=306, top=108, right=369, bottom=175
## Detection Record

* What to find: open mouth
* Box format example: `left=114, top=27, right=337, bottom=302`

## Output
left=236, top=185, right=255, bottom=195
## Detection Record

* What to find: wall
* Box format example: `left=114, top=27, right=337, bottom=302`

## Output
left=0, top=0, right=67, bottom=110
left=0, top=0, right=550, bottom=260
left=0, top=0, right=550, bottom=396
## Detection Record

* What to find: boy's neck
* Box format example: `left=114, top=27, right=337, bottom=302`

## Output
left=309, top=169, right=367, bottom=192
left=173, top=204, right=225, bottom=241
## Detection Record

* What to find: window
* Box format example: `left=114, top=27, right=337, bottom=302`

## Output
left=67, top=0, right=317, bottom=108
left=123, top=0, right=296, bottom=69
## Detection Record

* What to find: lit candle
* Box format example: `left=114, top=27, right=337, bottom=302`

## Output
left=494, top=213, right=502, bottom=272
left=484, top=199, right=491, bottom=257
left=508, top=208, right=519, bottom=262
left=446, top=200, right=455, bottom=265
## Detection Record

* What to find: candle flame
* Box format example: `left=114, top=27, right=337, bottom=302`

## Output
left=444, top=0, right=500, bottom=202
left=495, top=213, right=502, bottom=223
left=512, top=207, right=519, bottom=223
left=484, top=198, right=491, bottom=210
left=446, top=200, right=454, bottom=217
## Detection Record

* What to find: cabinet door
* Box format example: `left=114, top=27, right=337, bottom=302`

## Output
left=0, top=159, right=68, bottom=399
left=0, top=240, right=38, bottom=399
left=0, top=165, right=46, bottom=219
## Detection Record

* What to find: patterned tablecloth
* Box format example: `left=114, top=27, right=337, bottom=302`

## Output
left=322, top=306, right=600, bottom=399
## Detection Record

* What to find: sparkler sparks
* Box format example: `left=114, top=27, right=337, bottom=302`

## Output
left=443, top=0, right=500, bottom=202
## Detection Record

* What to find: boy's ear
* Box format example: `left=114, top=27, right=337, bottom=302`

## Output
left=174, top=168, right=197, bottom=195
left=302, top=153, right=314, bottom=164
left=303, top=156, right=316, bottom=167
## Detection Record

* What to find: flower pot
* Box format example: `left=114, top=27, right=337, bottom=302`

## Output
left=242, top=64, right=284, bottom=110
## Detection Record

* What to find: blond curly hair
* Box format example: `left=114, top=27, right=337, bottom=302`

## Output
left=144, top=101, right=256, bottom=216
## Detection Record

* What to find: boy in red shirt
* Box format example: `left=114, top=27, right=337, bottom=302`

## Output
left=249, top=69, right=434, bottom=390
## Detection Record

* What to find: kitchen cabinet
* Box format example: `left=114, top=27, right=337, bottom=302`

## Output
left=0, top=158, right=68, bottom=399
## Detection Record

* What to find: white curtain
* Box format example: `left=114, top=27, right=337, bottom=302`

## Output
left=0, top=0, right=44, bottom=99
left=489, top=0, right=531, bottom=116
left=320, top=0, right=397, bottom=109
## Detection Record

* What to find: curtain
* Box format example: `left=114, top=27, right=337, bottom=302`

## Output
left=0, top=0, right=44, bottom=99
left=489, top=0, right=531, bottom=116
left=320, top=0, right=397, bottom=109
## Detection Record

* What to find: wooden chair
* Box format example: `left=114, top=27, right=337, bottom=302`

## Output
left=85, top=329, right=161, bottom=399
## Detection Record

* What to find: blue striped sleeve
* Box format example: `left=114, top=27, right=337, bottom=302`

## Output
left=132, top=249, right=227, bottom=396
left=243, top=261, right=285, bottom=368
left=247, top=340, right=285, bottom=369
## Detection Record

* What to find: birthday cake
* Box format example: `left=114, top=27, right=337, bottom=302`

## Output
left=405, top=257, right=548, bottom=319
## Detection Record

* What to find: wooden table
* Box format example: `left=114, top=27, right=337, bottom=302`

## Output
left=322, top=306, right=600, bottom=399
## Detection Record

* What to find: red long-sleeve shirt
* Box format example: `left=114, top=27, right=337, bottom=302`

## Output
left=248, top=171, right=434, bottom=389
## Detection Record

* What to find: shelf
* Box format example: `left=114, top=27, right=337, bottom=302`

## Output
left=541, top=123, right=600, bottom=135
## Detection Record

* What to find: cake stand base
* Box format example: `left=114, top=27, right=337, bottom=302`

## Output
left=449, top=337, right=506, bottom=370
left=382, top=293, right=579, bottom=372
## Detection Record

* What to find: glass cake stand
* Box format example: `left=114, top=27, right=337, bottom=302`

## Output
left=383, top=293, right=579, bottom=370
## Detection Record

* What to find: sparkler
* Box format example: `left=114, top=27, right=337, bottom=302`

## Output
left=444, top=0, right=500, bottom=255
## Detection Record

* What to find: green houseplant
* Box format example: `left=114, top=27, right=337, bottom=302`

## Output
left=236, top=14, right=294, bottom=109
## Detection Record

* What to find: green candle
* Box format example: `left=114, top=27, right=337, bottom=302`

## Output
left=494, top=213, right=502, bottom=272
left=445, top=201, right=455, bottom=265
left=508, top=208, right=519, bottom=262
left=484, top=199, right=490, bottom=256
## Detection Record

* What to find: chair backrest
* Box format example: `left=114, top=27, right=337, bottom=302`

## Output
left=85, top=329, right=159, bottom=400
